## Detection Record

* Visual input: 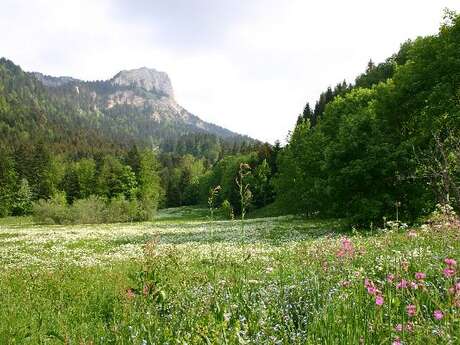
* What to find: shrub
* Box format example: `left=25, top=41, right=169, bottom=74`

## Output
left=136, top=198, right=156, bottom=221
left=32, top=192, right=72, bottom=224
left=70, top=195, right=107, bottom=224
left=105, top=195, right=139, bottom=223
left=33, top=194, right=155, bottom=225
left=221, top=199, right=234, bottom=220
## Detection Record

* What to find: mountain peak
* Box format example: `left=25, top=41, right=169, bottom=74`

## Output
left=111, top=67, right=174, bottom=98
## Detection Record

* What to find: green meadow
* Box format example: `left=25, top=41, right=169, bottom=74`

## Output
left=0, top=206, right=458, bottom=344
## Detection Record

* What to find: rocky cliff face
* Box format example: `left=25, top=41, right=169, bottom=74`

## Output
left=31, top=72, right=78, bottom=87
left=111, top=67, right=174, bottom=98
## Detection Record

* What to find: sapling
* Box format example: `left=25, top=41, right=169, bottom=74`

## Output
left=208, top=185, right=221, bottom=221
left=235, top=163, right=252, bottom=240
left=207, top=185, right=220, bottom=273
left=221, top=199, right=234, bottom=220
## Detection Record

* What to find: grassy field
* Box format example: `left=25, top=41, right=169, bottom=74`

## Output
left=0, top=206, right=459, bottom=344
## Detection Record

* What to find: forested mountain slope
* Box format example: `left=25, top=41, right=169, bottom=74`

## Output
left=0, top=59, right=259, bottom=218
left=0, top=58, right=253, bottom=156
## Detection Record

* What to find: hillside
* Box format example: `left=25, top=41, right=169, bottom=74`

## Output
left=31, top=66, right=242, bottom=140
left=0, top=58, right=253, bottom=155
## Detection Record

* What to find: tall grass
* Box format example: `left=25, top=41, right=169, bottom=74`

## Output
left=0, top=206, right=459, bottom=344
left=235, top=163, right=252, bottom=240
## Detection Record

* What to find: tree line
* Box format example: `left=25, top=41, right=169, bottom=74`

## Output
left=1, top=11, right=459, bottom=226
left=0, top=143, right=162, bottom=221
left=275, top=10, right=460, bottom=225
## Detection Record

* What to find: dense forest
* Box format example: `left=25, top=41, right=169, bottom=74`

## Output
left=0, top=58, right=261, bottom=222
left=277, top=10, right=460, bottom=224
left=1, top=10, right=459, bottom=226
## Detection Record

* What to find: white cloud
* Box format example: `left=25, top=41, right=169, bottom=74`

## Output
left=1, top=0, right=459, bottom=143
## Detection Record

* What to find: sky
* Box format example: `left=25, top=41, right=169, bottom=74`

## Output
left=1, top=1, right=459, bottom=143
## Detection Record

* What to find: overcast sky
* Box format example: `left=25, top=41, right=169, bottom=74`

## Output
left=1, top=1, right=459, bottom=143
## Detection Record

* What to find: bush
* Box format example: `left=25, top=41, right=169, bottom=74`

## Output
left=70, top=195, right=107, bottom=224
left=105, top=196, right=139, bottom=223
left=33, top=194, right=156, bottom=225
left=135, top=194, right=160, bottom=221
left=32, top=192, right=72, bottom=224
left=221, top=199, right=234, bottom=220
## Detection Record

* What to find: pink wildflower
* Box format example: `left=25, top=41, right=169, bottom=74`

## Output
left=392, top=337, right=402, bottom=345
left=341, top=280, right=351, bottom=288
left=387, top=274, right=395, bottom=283
left=406, top=304, right=416, bottom=317
left=443, top=267, right=456, bottom=278
left=364, top=279, right=378, bottom=295
left=375, top=295, right=384, bottom=306
left=342, top=238, right=353, bottom=250
left=407, top=230, right=417, bottom=238
left=449, top=281, right=460, bottom=294
left=337, top=237, right=354, bottom=258
left=405, top=322, right=414, bottom=333
left=445, top=258, right=457, bottom=267
left=415, top=272, right=426, bottom=280
left=396, top=279, right=408, bottom=289
left=368, top=286, right=377, bottom=295
left=433, top=310, right=444, bottom=320
left=395, top=324, right=403, bottom=332
left=126, top=288, right=135, bottom=300
left=455, top=298, right=460, bottom=308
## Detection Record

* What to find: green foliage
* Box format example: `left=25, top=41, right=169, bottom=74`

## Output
left=235, top=163, right=252, bottom=222
left=207, top=185, right=221, bottom=220
left=33, top=192, right=150, bottom=225
left=12, top=178, right=33, bottom=215
left=105, top=195, right=140, bottom=223
left=197, top=149, right=277, bottom=216
left=10, top=147, right=163, bottom=224
left=61, top=163, right=80, bottom=203
left=0, top=150, right=16, bottom=217
left=0, top=57, right=256, bottom=220
left=32, top=192, right=72, bottom=224
left=75, top=158, right=96, bottom=199
left=97, top=155, right=137, bottom=200
left=30, top=143, right=62, bottom=200
left=415, top=133, right=460, bottom=208
left=160, top=153, right=206, bottom=207
left=70, top=195, right=107, bottom=224
left=251, top=159, right=273, bottom=208
left=220, top=199, right=234, bottom=220
left=278, top=11, right=460, bottom=225
left=137, top=150, right=163, bottom=220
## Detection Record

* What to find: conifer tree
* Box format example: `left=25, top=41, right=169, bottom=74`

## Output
left=13, top=178, right=33, bottom=215
left=0, top=150, right=17, bottom=216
